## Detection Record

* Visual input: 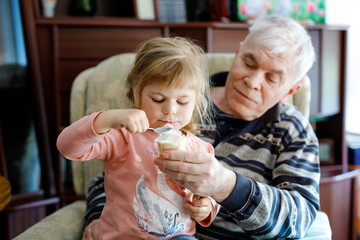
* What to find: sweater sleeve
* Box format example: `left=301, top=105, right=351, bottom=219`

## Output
left=57, top=112, right=107, bottom=161
left=57, top=111, right=128, bottom=161
left=218, top=119, right=320, bottom=238
left=84, top=172, right=106, bottom=228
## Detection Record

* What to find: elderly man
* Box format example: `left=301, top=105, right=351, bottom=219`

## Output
left=82, top=15, right=331, bottom=239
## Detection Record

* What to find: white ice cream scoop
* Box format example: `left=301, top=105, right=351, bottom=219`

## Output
left=154, top=124, right=186, bottom=152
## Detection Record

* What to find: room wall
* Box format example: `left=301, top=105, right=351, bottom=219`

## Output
left=327, top=0, right=360, bottom=134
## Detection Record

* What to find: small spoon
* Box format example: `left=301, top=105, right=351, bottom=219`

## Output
left=149, top=123, right=174, bottom=134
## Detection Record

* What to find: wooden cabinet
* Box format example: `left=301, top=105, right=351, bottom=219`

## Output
left=18, top=0, right=357, bottom=239
left=320, top=169, right=359, bottom=240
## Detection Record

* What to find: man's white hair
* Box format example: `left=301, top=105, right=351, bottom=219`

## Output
left=243, top=15, right=315, bottom=83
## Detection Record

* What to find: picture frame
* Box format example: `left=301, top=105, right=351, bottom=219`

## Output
left=318, top=138, right=335, bottom=165
left=237, top=0, right=326, bottom=24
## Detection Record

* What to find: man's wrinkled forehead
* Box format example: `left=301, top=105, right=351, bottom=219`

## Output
left=239, top=43, right=278, bottom=64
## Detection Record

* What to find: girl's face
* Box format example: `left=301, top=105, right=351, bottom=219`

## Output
left=140, top=82, right=196, bottom=131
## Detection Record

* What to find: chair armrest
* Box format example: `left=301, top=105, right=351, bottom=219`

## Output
left=13, top=201, right=86, bottom=240
left=302, top=211, right=332, bottom=239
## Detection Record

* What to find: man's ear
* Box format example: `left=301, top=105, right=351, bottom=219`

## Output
left=280, top=82, right=302, bottom=104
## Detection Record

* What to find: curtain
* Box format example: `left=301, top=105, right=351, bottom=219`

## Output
left=0, top=0, right=27, bottom=66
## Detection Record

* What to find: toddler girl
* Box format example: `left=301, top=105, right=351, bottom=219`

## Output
left=57, top=37, right=219, bottom=239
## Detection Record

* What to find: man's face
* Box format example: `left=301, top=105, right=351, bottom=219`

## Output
left=223, top=42, right=299, bottom=121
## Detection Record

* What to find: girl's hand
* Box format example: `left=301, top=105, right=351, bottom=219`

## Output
left=184, top=195, right=212, bottom=222
left=93, top=109, right=149, bottom=134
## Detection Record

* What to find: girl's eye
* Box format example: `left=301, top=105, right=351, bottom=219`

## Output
left=177, top=101, right=188, bottom=105
left=177, top=97, right=190, bottom=105
left=152, top=98, right=163, bottom=103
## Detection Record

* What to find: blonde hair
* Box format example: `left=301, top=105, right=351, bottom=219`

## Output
left=126, top=37, right=212, bottom=133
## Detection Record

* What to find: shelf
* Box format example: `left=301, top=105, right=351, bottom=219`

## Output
left=34, top=15, right=349, bottom=31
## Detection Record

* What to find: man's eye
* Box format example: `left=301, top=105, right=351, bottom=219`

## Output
left=266, top=74, right=280, bottom=84
left=244, top=61, right=255, bottom=69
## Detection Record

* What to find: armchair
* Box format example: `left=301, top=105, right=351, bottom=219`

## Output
left=14, top=53, right=330, bottom=240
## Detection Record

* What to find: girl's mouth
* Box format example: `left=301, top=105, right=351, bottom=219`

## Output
left=160, top=120, right=178, bottom=124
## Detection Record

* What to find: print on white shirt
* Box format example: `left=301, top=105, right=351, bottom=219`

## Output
left=133, top=172, right=191, bottom=237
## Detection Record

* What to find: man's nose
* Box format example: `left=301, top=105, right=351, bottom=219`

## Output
left=245, top=71, right=263, bottom=90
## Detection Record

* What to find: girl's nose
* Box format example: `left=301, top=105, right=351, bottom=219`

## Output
left=171, top=105, right=177, bottom=114
left=163, top=103, right=177, bottom=114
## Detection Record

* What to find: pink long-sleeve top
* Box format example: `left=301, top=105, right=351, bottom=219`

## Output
left=57, top=112, right=219, bottom=239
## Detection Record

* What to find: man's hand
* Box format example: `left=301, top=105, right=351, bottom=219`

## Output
left=82, top=219, right=100, bottom=240
left=154, top=150, right=236, bottom=202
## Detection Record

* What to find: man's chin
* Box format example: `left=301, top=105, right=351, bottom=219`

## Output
left=231, top=105, right=259, bottom=121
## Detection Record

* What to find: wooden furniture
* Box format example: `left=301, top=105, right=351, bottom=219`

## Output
left=320, top=169, right=359, bottom=240
left=0, top=124, right=59, bottom=240
left=0, top=64, right=59, bottom=240
left=0, top=2, right=61, bottom=238
left=18, top=0, right=357, bottom=239
left=0, top=176, right=11, bottom=211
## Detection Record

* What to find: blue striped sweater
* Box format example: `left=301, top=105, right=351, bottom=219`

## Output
left=195, top=73, right=320, bottom=239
